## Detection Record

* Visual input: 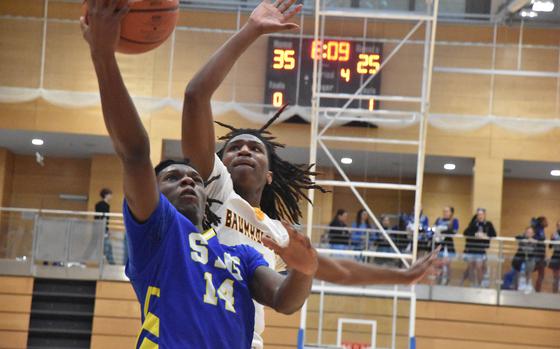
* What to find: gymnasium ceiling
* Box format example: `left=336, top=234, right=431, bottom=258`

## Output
left=0, top=129, right=558, bottom=181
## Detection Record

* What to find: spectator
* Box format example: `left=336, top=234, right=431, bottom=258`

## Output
left=351, top=209, right=371, bottom=251
left=373, top=215, right=399, bottom=266
left=461, top=208, right=497, bottom=287
left=530, top=216, right=547, bottom=292
left=433, top=206, right=459, bottom=285
left=327, top=209, right=350, bottom=250
left=511, top=226, right=538, bottom=291
left=549, top=221, right=560, bottom=294
left=402, top=211, right=430, bottom=255
left=95, top=188, right=114, bottom=265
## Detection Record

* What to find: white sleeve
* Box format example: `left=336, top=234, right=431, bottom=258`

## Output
left=205, top=155, right=234, bottom=206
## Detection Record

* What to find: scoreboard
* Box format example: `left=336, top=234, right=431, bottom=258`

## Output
left=264, top=37, right=382, bottom=111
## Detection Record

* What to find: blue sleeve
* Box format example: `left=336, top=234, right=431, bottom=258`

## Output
left=238, top=245, right=269, bottom=285
left=453, top=219, right=459, bottom=232
left=123, top=193, right=176, bottom=276
left=422, top=216, right=429, bottom=230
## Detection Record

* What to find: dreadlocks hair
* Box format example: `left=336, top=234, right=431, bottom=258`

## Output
left=154, top=159, right=222, bottom=230
left=216, top=104, right=328, bottom=224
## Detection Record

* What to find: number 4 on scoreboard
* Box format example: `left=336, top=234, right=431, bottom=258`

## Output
left=340, top=68, right=351, bottom=83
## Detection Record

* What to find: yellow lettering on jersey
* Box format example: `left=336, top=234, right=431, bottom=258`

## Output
left=143, top=312, right=160, bottom=337
left=217, top=279, right=236, bottom=313
left=143, top=286, right=160, bottom=317
left=136, top=286, right=160, bottom=349
left=139, top=337, right=158, bottom=349
left=189, top=233, right=208, bottom=264
left=214, top=256, right=227, bottom=270
left=203, top=272, right=218, bottom=306
left=224, top=253, right=243, bottom=281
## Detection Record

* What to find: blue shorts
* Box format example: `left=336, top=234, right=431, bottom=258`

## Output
left=464, top=253, right=486, bottom=262
left=438, top=252, right=456, bottom=259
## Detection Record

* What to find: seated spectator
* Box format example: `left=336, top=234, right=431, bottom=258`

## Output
left=400, top=211, right=430, bottom=255
left=95, top=188, right=114, bottom=265
left=351, top=209, right=371, bottom=251
left=327, top=209, right=350, bottom=250
left=461, top=208, right=497, bottom=287
left=374, top=215, right=399, bottom=266
left=433, top=206, right=459, bottom=285
left=530, top=216, right=547, bottom=292
left=549, top=221, right=560, bottom=294
left=511, top=226, right=538, bottom=292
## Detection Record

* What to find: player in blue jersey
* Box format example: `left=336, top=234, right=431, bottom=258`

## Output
left=80, top=1, right=318, bottom=348
left=182, top=1, right=440, bottom=347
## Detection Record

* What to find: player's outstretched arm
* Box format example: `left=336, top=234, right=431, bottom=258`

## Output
left=182, top=0, right=302, bottom=179
left=250, top=222, right=318, bottom=314
left=81, top=0, right=158, bottom=222
left=315, top=247, right=441, bottom=285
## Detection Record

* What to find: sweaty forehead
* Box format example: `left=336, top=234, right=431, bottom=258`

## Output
left=227, top=134, right=265, bottom=146
left=159, top=164, right=200, bottom=177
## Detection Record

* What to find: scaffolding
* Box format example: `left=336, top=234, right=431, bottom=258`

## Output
left=300, top=1, right=440, bottom=348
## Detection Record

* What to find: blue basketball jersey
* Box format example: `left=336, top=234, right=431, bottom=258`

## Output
left=123, top=194, right=269, bottom=349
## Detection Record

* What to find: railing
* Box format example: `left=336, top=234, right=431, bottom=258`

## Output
left=311, top=224, right=560, bottom=299
left=0, top=207, right=559, bottom=309
left=0, top=207, right=127, bottom=269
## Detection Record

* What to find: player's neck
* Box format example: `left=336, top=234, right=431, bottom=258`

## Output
left=235, top=185, right=262, bottom=208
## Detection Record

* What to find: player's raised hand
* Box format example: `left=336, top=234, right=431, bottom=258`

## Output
left=247, top=0, right=303, bottom=35
left=403, top=246, right=443, bottom=284
left=262, top=221, right=318, bottom=276
left=80, top=0, right=129, bottom=56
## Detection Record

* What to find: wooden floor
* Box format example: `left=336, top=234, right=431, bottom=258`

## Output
left=0, top=276, right=32, bottom=349
left=2, top=277, right=559, bottom=349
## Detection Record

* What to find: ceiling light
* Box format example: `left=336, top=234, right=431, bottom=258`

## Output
left=444, top=163, right=456, bottom=171
left=551, top=170, right=560, bottom=177
left=31, top=138, right=44, bottom=146
left=532, top=0, right=554, bottom=12
left=341, top=157, right=353, bottom=165
left=520, top=9, right=538, bottom=17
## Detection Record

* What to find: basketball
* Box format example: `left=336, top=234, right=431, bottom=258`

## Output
left=82, top=0, right=179, bottom=54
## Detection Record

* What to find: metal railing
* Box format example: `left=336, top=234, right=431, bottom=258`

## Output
left=0, top=206, right=559, bottom=308
left=0, top=207, right=127, bottom=268
left=312, top=224, right=560, bottom=297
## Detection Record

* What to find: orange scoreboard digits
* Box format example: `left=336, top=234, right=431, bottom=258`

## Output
left=265, top=37, right=382, bottom=111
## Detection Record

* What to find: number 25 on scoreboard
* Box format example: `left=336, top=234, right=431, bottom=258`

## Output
left=357, top=53, right=381, bottom=75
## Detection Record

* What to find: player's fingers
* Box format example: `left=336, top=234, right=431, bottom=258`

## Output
left=281, top=221, right=298, bottom=239
left=281, top=23, right=299, bottom=31
left=273, top=0, right=285, bottom=9
left=284, top=4, right=302, bottom=20
left=79, top=16, right=89, bottom=35
left=108, top=0, right=119, bottom=12
left=278, top=0, right=295, bottom=13
left=117, top=5, right=129, bottom=18
left=262, top=236, right=282, bottom=254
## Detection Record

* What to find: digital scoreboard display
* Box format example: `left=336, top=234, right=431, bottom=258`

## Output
left=265, top=37, right=382, bottom=111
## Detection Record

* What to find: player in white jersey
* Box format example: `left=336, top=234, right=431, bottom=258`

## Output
left=182, top=1, right=440, bottom=348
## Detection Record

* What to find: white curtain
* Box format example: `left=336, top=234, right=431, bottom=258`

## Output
left=1, top=86, right=559, bottom=134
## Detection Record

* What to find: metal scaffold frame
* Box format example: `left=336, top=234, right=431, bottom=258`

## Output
left=300, top=1, right=440, bottom=349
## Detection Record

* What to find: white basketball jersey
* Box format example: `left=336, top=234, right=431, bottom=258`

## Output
left=205, top=155, right=289, bottom=349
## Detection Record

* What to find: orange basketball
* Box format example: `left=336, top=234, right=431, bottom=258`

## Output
left=82, top=0, right=179, bottom=54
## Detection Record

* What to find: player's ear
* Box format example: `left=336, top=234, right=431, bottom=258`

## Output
left=266, top=171, right=273, bottom=185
